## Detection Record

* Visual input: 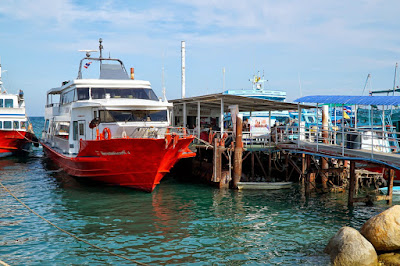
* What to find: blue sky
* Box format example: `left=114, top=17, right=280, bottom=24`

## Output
left=1, top=0, right=400, bottom=116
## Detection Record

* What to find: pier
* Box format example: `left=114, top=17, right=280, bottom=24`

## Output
left=171, top=94, right=400, bottom=206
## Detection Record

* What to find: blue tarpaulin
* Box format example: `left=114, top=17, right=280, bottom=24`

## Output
left=294, top=95, right=400, bottom=105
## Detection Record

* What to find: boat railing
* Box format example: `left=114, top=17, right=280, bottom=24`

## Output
left=111, top=126, right=192, bottom=139
left=45, top=103, right=60, bottom=116
left=187, top=123, right=400, bottom=158
left=53, top=136, right=70, bottom=154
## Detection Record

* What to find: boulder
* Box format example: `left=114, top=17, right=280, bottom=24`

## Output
left=378, top=252, right=400, bottom=265
left=324, top=226, right=378, bottom=266
left=360, top=205, right=400, bottom=251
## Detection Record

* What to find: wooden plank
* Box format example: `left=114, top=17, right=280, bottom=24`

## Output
left=376, top=195, right=391, bottom=201
left=353, top=195, right=390, bottom=202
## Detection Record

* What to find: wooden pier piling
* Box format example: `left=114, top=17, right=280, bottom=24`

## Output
left=232, top=114, right=243, bottom=188
left=387, top=168, right=394, bottom=205
left=348, top=161, right=356, bottom=207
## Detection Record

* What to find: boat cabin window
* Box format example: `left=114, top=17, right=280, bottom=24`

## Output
left=77, top=88, right=89, bottom=100
left=5, top=99, right=13, bottom=108
left=0, top=121, right=2, bottom=129
left=73, top=121, right=78, bottom=140
left=0, top=99, right=3, bottom=108
left=61, top=90, right=75, bottom=105
left=55, top=122, right=70, bottom=139
left=91, top=88, right=158, bottom=101
left=13, top=121, right=19, bottom=129
left=99, top=110, right=167, bottom=122
left=20, top=121, right=26, bottom=130
left=4, top=121, right=11, bottom=129
left=79, top=123, right=84, bottom=136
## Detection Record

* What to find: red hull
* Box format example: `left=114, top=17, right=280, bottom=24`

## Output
left=0, top=130, right=35, bottom=156
left=362, top=164, right=400, bottom=184
left=42, top=136, right=195, bottom=192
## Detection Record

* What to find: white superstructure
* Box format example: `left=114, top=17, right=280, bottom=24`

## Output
left=42, top=39, right=173, bottom=155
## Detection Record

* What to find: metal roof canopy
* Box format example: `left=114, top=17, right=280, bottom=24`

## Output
left=171, top=93, right=313, bottom=111
left=295, top=95, right=400, bottom=106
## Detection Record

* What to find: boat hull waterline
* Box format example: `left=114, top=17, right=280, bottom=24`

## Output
left=0, top=130, right=36, bottom=156
left=41, top=136, right=195, bottom=192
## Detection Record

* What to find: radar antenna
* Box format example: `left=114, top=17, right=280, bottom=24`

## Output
left=78, top=50, right=98, bottom=58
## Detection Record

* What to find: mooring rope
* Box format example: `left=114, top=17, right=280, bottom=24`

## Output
left=193, top=136, right=213, bottom=149
left=0, top=260, right=10, bottom=266
left=0, top=181, right=149, bottom=265
left=16, top=130, right=40, bottom=145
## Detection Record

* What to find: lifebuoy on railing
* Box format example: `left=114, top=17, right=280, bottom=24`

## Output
left=208, top=130, right=216, bottom=144
left=103, top=127, right=111, bottom=140
left=220, top=132, right=228, bottom=146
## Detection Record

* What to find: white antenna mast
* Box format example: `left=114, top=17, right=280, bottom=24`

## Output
left=161, top=50, right=166, bottom=101
left=181, top=41, right=186, bottom=99
left=0, top=57, right=8, bottom=94
left=162, top=66, right=166, bottom=101
left=223, top=67, right=225, bottom=91
left=0, top=56, right=2, bottom=88
left=298, top=72, right=303, bottom=97
left=362, top=73, right=371, bottom=95
left=393, top=63, right=398, bottom=96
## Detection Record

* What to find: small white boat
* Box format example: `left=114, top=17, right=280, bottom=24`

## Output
left=379, top=186, right=400, bottom=195
left=237, top=182, right=293, bottom=190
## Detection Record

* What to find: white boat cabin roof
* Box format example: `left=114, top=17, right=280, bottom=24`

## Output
left=47, top=79, right=152, bottom=95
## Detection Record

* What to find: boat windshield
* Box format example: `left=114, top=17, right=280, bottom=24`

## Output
left=91, top=88, right=158, bottom=101
left=99, top=110, right=167, bottom=122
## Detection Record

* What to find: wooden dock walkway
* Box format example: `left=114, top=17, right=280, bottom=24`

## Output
left=278, top=141, right=400, bottom=170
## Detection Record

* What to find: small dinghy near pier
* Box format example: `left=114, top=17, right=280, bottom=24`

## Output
left=237, top=181, right=293, bottom=190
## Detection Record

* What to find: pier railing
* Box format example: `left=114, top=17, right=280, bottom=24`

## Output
left=193, top=125, right=400, bottom=159
left=272, top=124, right=400, bottom=159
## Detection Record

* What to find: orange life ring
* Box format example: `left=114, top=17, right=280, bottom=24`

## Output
left=220, top=132, right=228, bottom=146
left=103, top=127, right=111, bottom=140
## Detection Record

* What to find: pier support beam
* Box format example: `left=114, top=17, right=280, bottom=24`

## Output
left=348, top=161, right=356, bottom=207
left=301, top=153, right=306, bottom=182
left=387, top=168, right=394, bottom=205
left=232, top=114, right=243, bottom=188
left=305, top=155, right=315, bottom=192
left=251, top=152, right=255, bottom=180
left=285, top=153, right=289, bottom=181
left=321, top=105, right=329, bottom=189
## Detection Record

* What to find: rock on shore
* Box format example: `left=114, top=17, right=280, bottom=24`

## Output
left=360, top=205, right=400, bottom=251
left=378, top=252, right=400, bottom=265
left=324, top=226, right=378, bottom=266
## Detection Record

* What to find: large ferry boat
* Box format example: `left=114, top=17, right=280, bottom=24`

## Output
left=41, top=39, right=195, bottom=192
left=0, top=59, right=37, bottom=156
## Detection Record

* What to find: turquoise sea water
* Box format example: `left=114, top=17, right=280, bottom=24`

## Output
left=0, top=117, right=397, bottom=265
